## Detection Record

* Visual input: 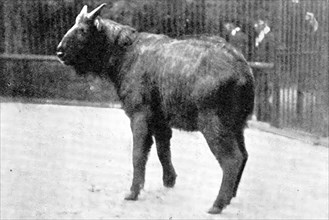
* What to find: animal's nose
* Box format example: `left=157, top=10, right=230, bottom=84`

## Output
left=56, top=44, right=65, bottom=58
left=56, top=51, right=65, bottom=58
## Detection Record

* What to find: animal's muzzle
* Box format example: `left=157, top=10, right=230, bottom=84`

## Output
left=56, top=51, right=65, bottom=59
left=56, top=44, right=68, bottom=64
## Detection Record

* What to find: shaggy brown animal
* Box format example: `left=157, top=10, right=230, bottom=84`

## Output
left=57, top=4, right=255, bottom=214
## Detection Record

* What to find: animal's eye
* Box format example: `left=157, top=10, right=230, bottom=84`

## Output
left=76, top=27, right=88, bottom=40
left=79, top=28, right=87, bottom=35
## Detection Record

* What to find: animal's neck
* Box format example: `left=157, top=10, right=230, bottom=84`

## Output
left=99, top=20, right=138, bottom=88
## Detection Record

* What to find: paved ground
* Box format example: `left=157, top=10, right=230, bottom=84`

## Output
left=1, top=102, right=328, bottom=219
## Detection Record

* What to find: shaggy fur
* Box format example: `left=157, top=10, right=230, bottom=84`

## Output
left=57, top=4, right=255, bottom=214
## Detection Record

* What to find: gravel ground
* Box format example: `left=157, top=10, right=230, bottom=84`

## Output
left=1, top=102, right=328, bottom=219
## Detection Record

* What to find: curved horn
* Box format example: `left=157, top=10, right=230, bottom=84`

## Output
left=87, top=3, right=107, bottom=20
left=76, top=5, right=88, bottom=23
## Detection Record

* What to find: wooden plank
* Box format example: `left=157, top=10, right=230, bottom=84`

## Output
left=0, top=53, right=59, bottom=62
left=0, top=53, right=275, bottom=72
left=248, top=62, right=274, bottom=69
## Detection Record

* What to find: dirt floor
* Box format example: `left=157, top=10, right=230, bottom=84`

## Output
left=1, top=102, right=328, bottom=219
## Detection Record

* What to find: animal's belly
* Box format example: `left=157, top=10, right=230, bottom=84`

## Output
left=164, top=103, right=199, bottom=131
left=169, top=116, right=198, bottom=131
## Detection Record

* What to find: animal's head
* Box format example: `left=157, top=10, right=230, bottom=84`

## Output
left=56, top=4, right=108, bottom=66
left=57, top=3, right=137, bottom=76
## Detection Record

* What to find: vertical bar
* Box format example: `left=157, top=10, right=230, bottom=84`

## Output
left=35, top=0, right=41, bottom=54
left=3, top=0, right=11, bottom=53
left=273, top=54, right=281, bottom=127
left=0, top=0, right=4, bottom=95
left=156, top=1, right=164, bottom=34
left=223, top=0, right=228, bottom=41
left=169, top=0, right=175, bottom=37
left=56, top=0, right=62, bottom=48
left=26, top=0, right=33, bottom=54
left=216, top=0, right=222, bottom=37
left=205, top=1, right=211, bottom=35
left=29, top=0, right=34, bottom=54
left=280, top=0, right=286, bottom=127
left=260, top=69, right=266, bottom=121
left=285, top=0, right=290, bottom=127
left=22, top=0, right=28, bottom=53
left=201, top=0, right=206, bottom=34
left=0, top=0, right=4, bottom=53
left=150, top=3, right=155, bottom=34
left=272, top=0, right=283, bottom=128
left=316, top=0, right=322, bottom=134
left=170, top=0, right=175, bottom=36
left=181, top=0, right=187, bottom=36
left=306, top=0, right=312, bottom=132
left=132, top=5, right=140, bottom=31
left=13, top=0, right=19, bottom=53
left=150, top=1, right=157, bottom=34
left=0, top=0, right=5, bottom=96
left=143, top=3, right=150, bottom=33
left=320, top=0, right=329, bottom=136
left=232, top=0, right=237, bottom=37
left=282, top=50, right=287, bottom=127
left=19, top=0, right=25, bottom=53
left=191, top=1, right=196, bottom=36
left=178, top=0, right=184, bottom=37
left=310, top=0, right=320, bottom=134
left=296, top=0, right=304, bottom=128
left=304, top=0, right=310, bottom=132
left=212, top=0, right=218, bottom=35
left=196, top=0, right=201, bottom=35
left=246, top=0, right=252, bottom=61
left=174, top=0, right=180, bottom=37
left=277, top=0, right=283, bottom=127
left=195, top=0, right=200, bottom=35
left=44, top=2, right=50, bottom=55
left=163, top=0, right=169, bottom=35
left=50, top=1, right=56, bottom=55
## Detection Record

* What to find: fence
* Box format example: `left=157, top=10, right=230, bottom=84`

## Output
left=274, top=0, right=329, bottom=136
left=0, top=0, right=328, bottom=137
left=0, top=53, right=118, bottom=102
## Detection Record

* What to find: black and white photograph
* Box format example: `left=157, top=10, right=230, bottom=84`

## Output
left=0, top=0, right=328, bottom=219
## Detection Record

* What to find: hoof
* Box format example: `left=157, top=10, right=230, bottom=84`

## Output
left=163, top=173, right=177, bottom=188
left=124, top=191, right=138, bottom=201
left=207, top=206, right=223, bottom=214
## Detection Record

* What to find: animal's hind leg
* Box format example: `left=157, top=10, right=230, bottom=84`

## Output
left=153, top=126, right=177, bottom=187
left=233, top=130, right=248, bottom=197
left=198, top=112, right=244, bottom=214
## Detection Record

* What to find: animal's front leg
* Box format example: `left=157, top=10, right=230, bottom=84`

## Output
left=125, top=112, right=153, bottom=200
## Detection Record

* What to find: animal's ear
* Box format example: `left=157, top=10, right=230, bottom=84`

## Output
left=94, top=17, right=103, bottom=31
left=117, top=28, right=136, bottom=47
left=76, top=5, right=88, bottom=23
left=86, top=3, right=107, bottom=21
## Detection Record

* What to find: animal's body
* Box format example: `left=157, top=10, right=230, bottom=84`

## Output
left=57, top=4, right=255, bottom=214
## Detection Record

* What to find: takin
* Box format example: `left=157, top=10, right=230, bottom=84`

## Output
left=56, top=3, right=255, bottom=214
